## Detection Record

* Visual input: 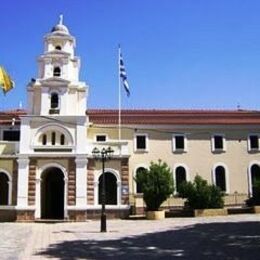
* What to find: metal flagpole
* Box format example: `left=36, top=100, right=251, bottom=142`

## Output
left=118, top=45, right=122, bottom=144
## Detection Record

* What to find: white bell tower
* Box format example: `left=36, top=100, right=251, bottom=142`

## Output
left=17, top=16, right=89, bottom=211
left=27, top=15, right=88, bottom=116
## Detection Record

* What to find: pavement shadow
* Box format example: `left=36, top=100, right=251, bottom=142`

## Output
left=37, top=221, right=260, bottom=259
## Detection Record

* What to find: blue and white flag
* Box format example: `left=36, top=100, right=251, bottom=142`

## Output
left=119, top=48, right=130, bottom=97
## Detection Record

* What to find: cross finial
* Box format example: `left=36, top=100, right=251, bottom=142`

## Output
left=59, top=14, right=63, bottom=25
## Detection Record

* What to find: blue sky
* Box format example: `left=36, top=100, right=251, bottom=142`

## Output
left=1, top=0, right=260, bottom=110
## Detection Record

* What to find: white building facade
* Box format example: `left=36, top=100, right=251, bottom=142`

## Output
left=0, top=18, right=260, bottom=221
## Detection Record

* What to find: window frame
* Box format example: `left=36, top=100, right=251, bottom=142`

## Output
left=172, top=134, right=187, bottom=153
left=51, top=132, right=56, bottom=145
left=173, top=163, right=190, bottom=195
left=2, top=130, right=20, bottom=142
left=50, top=92, right=59, bottom=109
left=134, top=166, right=148, bottom=194
left=53, top=66, right=61, bottom=77
left=134, top=133, right=149, bottom=152
left=42, top=134, right=47, bottom=145
left=49, top=91, right=60, bottom=114
left=175, top=166, right=187, bottom=194
left=248, top=134, right=260, bottom=152
left=60, top=134, right=65, bottom=145
left=214, top=166, right=226, bottom=192
left=212, top=163, right=229, bottom=194
left=211, top=134, right=226, bottom=153
left=95, top=134, right=108, bottom=143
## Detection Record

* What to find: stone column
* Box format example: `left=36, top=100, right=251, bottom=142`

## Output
left=17, top=157, right=30, bottom=207
left=75, top=157, right=88, bottom=207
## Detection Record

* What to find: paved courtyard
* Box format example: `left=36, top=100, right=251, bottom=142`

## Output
left=0, top=214, right=259, bottom=259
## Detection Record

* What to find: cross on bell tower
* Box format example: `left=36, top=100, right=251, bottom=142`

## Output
left=59, top=14, right=63, bottom=25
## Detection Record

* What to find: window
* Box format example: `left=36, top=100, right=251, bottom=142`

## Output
left=173, top=134, right=187, bottom=152
left=135, top=134, right=148, bottom=151
left=214, top=136, right=223, bottom=149
left=96, top=135, right=107, bottom=142
left=37, top=131, right=70, bottom=149
left=251, top=164, right=260, bottom=197
left=212, top=134, right=225, bottom=152
left=135, top=167, right=147, bottom=193
left=249, top=135, right=259, bottom=151
left=51, top=93, right=59, bottom=109
left=42, top=134, right=47, bottom=145
left=51, top=132, right=56, bottom=145
left=55, top=45, right=62, bottom=50
left=175, top=166, right=187, bottom=193
left=50, top=92, right=60, bottom=114
left=53, top=67, right=61, bottom=77
left=60, top=134, right=65, bottom=145
left=214, top=166, right=226, bottom=192
left=3, top=130, right=20, bottom=141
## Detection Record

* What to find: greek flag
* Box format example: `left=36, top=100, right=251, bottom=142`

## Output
left=119, top=49, right=130, bottom=97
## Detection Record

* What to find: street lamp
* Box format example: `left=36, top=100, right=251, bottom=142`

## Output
left=92, top=146, right=114, bottom=232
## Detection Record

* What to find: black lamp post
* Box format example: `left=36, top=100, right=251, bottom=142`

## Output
left=92, top=146, right=114, bottom=232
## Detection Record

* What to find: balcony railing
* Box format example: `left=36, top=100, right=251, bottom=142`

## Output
left=88, top=140, right=129, bottom=157
left=0, top=141, right=19, bottom=155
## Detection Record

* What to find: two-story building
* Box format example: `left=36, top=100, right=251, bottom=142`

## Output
left=0, top=18, right=260, bottom=221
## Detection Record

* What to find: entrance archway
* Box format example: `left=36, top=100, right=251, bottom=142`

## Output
left=41, top=167, right=64, bottom=219
left=98, top=172, right=117, bottom=205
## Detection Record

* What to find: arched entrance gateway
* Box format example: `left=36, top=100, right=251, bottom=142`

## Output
left=41, top=167, right=65, bottom=219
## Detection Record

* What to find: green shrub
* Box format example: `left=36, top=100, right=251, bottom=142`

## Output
left=178, top=175, right=224, bottom=209
left=135, top=160, right=174, bottom=211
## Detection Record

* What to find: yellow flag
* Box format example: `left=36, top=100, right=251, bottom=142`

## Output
left=0, top=66, right=14, bottom=94
left=0, top=67, right=5, bottom=86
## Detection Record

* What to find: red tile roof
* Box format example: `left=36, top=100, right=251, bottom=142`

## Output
left=87, top=109, right=260, bottom=125
left=0, top=109, right=26, bottom=125
left=1, top=108, right=260, bottom=126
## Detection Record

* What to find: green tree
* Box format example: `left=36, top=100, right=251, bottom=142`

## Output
left=178, top=175, right=224, bottom=209
left=135, top=160, right=174, bottom=211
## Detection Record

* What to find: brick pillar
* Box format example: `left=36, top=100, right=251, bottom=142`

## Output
left=87, top=159, right=95, bottom=205
left=121, top=158, right=129, bottom=205
left=28, top=159, right=36, bottom=206
left=12, top=159, right=18, bottom=205
left=68, top=159, right=76, bottom=206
